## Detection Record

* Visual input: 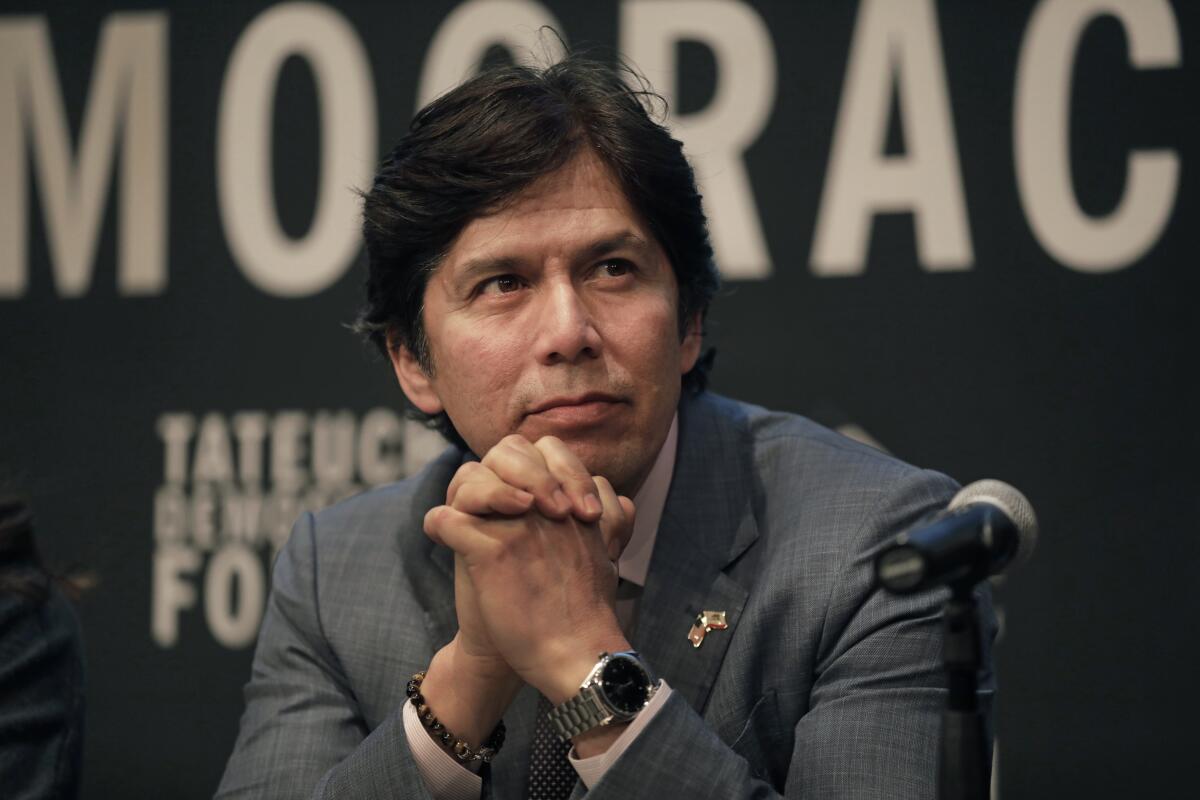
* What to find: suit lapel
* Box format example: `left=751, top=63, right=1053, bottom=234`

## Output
left=420, top=543, right=458, bottom=649
left=634, top=394, right=758, bottom=717
left=397, top=448, right=462, bottom=651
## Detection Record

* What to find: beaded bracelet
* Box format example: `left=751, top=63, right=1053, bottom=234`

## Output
left=405, top=671, right=507, bottom=764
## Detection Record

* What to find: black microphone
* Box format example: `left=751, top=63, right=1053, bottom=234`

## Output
left=875, top=479, right=1038, bottom=594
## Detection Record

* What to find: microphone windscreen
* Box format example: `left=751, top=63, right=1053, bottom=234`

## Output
left=948, top=479, right=1039, bottom=569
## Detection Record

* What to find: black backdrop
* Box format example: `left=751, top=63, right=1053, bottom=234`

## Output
left=1, top=1, right=1197, bottom=797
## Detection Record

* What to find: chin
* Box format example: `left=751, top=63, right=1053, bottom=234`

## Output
left=571, top=443, right=645, bottom=495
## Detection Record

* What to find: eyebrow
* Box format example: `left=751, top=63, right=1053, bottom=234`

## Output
left=578, top=231, right=654, bottom=263
left=450, top=230, right=654, bottom=293
left=451, top=255, right=523, bottom=294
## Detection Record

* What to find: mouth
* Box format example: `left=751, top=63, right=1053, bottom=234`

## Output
left=526, top=392, right=625, bottom=416
left=523, top=393, right=628, bottom=427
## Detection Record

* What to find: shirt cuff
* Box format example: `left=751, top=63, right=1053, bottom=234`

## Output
left=568, top=682, right=674, bottom=789
left=401, top=697, right=482, bottom=800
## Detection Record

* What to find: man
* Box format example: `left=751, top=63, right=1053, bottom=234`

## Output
left=218, top=54, right=995, bottom=799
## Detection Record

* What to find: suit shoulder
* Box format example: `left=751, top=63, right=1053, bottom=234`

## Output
left=705, top=393, right=935, bottom=470
left=267, top=444, right=461, bottom=643
left=302, top=444, right=463, bottom=556
left=698, top=392, right=958, bottom=517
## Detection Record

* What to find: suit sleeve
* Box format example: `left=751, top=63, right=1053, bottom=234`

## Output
left=215, top=512, right=439, bottom=800
left=575, top=468, right=997, bottom=799
left=0, top=584, right=85, bottom=800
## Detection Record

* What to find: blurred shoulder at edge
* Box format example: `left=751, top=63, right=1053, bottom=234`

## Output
left=0, top=493, right=87, bottom=800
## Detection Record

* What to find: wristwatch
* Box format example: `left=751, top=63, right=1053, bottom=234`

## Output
left=547, top=651, right=659, bottom=740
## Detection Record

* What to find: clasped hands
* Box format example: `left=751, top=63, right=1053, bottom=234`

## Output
left=417, top=434, right=637, bottom=751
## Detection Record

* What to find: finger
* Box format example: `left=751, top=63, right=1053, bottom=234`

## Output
left=447, top=463, right=535, bottom=516
left=454, top=479, right=536, bottom=516
left=423, top=505, right=450, bottom=547
left=617, top=495, right=636, bottom=524
left=481, top=435, right=571, bottom=517
left=593, top=476, right=636, bottom=561
left=534, top=436, right=602, bottom=522
left=423, top=505, right=500, bottom=562
left=445, top=460, right=484, bottom=506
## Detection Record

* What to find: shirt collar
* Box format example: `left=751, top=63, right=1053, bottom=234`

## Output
left=618, top=413, right=678, bottom=587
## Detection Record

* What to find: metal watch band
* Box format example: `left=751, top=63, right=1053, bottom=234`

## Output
left=547, top=686, right=610, bottom=740
left=546, top=651, right=658, bottom=740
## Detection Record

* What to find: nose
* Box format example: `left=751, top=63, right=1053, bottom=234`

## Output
left=533, top=279, right=602, bottom=365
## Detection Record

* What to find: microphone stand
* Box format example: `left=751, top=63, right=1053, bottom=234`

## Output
left=875, top=488, right=1034, bottom=800
left=938, top=579, right=989, bottom=800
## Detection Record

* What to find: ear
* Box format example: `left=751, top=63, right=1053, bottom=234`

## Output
left=679, top=311, right=703, bottom=374
left=389, top=341, right=445, bottom=415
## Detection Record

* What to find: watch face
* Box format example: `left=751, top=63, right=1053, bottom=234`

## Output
left=599, top=654, right=651, bottom=714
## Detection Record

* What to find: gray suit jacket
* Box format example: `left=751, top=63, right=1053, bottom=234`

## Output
left=217, top=392, right=995, bottom=798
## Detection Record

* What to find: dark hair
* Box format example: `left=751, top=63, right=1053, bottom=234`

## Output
left=354, top=52, right=719, bottom=447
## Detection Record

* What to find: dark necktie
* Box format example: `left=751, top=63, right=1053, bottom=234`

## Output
left=526, top=693, right=577, bottom=800
left=527, top=578, right=641, bottom=800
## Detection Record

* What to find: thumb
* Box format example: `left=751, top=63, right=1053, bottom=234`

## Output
left=593, top=476, right=636, bottom=561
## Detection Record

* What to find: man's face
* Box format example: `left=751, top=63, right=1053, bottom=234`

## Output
left=391, top=150, right=701, bottom=496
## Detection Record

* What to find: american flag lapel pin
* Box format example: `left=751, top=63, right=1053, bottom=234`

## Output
left=687, top=610, right=729, bottom=648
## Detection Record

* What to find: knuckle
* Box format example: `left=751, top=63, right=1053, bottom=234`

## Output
left=452, top=483, right=479, bottom=506
left=465, top=468, right=499, bottom=490
left=501, top=433, right=531, bottom=450
left=485, top=436, right=529, bottom=467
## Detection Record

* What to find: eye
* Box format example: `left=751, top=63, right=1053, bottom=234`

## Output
left=478, top=274, right=523, bottom=295
left=596, top=259, right=633, bottom=278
